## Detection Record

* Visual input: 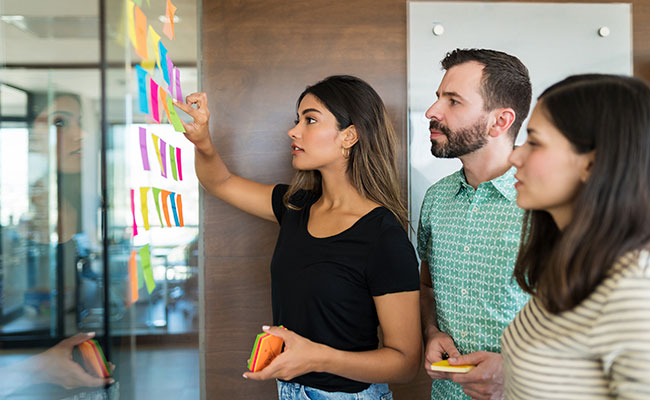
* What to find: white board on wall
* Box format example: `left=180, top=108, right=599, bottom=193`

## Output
left=408, top=1, right=632, bottom=243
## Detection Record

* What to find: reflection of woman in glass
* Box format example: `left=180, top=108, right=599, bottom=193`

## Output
left=28, top=92, right=86, bottom=334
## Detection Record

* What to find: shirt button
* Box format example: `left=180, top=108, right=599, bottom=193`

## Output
left=461, top=289, right=468, bottom=295
left=464, top=245, right=470, bottom=252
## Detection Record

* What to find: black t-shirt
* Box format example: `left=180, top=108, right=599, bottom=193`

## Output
left=270, top=184, right=419, bottom=393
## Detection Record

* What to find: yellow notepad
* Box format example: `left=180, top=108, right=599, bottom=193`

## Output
left=430, top=359, right=474, bottom=373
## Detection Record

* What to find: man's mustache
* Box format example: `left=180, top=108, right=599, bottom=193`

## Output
left=429, top=120, right=450, bottom=137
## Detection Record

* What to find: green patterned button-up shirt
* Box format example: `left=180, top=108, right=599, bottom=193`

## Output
left=417, top=167, right=529, bottom=400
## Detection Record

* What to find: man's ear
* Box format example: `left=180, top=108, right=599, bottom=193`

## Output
left=488, top=108, right=516, bottom=138
left=580, top=150, right=596, bottom=183
left=341, top=125, right=359, bottom=149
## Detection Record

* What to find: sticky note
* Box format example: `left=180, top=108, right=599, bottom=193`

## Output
left=174, top=67, right=183, bottom=103
left=140, top=186, right=150, bottom=230
left=170, top=192, right=180, bottom=227
left=248, top=331, right=284, bottom=372
left=163, top=0, right=177, bottom=40
left=133, top=4, right=148, bottom=59
left=430, top=360, right=474, bottom=373
left=169, top=144, right=178, bottom=180
left=160, top=190, right=173, bottom=227
left=167, top=96, right=186, bottom=133
left=127, top=1, right=137, bottom=50
left=135, top=66, right=149, bottom=114
left=165, top=54, right=174, bottom=89
left=129, top=250, right=139, bottom=304
left=176, top=147, right=183, bottom=180
left=159, top=139, right=167, bottom=178
left=130, top=189, right=138, bottom=236
left=140, top=244, right=155, bottom=294
left=152, top=134, right=162, bottom=172
left=149, top=79, right=160, bottom=123
left=176, top=193, right=184, bottom=227
left=87, top=340, right=111, bottom=378
left=146, top=25, right=161, bottom=73
left=139, top=127, right=150, bottom=170
left=151, top=187, right=164, bottom=225
left=159, top=41, right=170, bottom=87
left=78, top=341, right=105, bottom=378
left=159, top=87, right=170, bottom=123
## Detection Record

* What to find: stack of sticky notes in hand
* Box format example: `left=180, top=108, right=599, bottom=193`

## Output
left=430, top=359, right=474, bottom=373
left=247, top=330, right=284, bottom=372
left=78, top=339, right=111, bottom=378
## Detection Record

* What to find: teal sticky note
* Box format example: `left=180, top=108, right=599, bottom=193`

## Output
left=135, top=65, right=149, bottom=114
left=139, top=244, right=155, bottom=294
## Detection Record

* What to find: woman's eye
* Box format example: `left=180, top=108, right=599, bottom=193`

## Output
left=306, top=117, right=316, bottom=124
left=293, top=119, right=299, bottom=125
left=53, top=118, right=67, bottom=128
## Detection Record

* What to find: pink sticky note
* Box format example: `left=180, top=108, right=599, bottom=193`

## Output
left=174, top=67, right=182, bottom=103
left=149, top=79, right=160, bottom=123
left=130, top=189, right=138, bottom=236
left=176, top=147, right=182, bottom=180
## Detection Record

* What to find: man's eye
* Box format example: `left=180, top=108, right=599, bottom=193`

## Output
left=53, top=118, right=67, bottom=128
left=450, top=99, right=460, bottom=105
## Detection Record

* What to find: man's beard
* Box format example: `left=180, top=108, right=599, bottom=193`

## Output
left=429, top=118, right=489, bottom=158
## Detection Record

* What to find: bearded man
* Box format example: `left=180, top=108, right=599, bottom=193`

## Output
left=417, top=49, right=532, bottom=400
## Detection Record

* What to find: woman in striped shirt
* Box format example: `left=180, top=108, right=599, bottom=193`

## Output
left=502, top=74, right=650, bottom=399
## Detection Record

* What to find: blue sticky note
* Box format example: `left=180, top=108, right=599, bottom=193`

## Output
left=158, top=41, right=170, bottom=87
left=170, top=192, right=180, bottom=227
left=135, top=65, right=149, bottom=114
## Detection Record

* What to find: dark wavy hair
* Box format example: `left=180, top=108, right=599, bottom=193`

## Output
left=283, top=75, right=408, bottom=230
left=441, top=48, right=532, bottom=141
left=513, top=74, right=650, bottom=313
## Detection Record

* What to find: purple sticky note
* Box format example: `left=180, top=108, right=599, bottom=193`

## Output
left=139, top=127, right=150, bottom=171
left=174, top=67, right=182, bottom=103
left=149, top=79, right=160, bottom=123
left=176, top=146, right=182, bottom=181
left=160, top=139, right=167, bottom=178
left=166, top=54, right=174, bottom=90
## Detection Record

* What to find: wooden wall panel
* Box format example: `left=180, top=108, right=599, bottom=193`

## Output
left=201, top=1, right=649, bottom=399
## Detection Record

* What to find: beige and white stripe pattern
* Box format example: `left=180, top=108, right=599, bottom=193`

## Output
left=502, top=249, right=650, bottom=399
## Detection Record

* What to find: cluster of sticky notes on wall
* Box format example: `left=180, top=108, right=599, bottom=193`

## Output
left=126, top=0, right=185, bottom=303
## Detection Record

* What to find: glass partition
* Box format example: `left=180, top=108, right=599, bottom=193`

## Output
left=0, top=0, right=200, bottom=398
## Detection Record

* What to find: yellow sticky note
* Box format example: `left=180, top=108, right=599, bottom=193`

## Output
left=127, top=1, right=137, bottom=49
left=148, top=25, right=161, bottom=73
left=430, top=360, right=474, bottom=373
left=140, top=186, right=150, bottom=230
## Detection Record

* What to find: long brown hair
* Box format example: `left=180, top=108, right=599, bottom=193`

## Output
left=283, top=75, right=409, bottom=231
left=514, top=74, right=650, bottom=314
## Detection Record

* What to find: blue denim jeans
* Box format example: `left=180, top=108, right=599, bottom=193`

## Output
left=277, top=380, right=393, bottom=400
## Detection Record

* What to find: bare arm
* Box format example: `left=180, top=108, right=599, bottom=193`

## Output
left=173, top=93, right=276, bottom=222
left=244, top=290, right=422, bottom=383
left=420, top=260, right=460, bottom=380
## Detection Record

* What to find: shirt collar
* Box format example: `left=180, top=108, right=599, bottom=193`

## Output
left=454, top=166, right=518, bottom=202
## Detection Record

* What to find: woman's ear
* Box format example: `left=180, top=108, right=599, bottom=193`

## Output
left=580, top=151, right=596, bottom=183
left=341, top=125, right=359, bottom=149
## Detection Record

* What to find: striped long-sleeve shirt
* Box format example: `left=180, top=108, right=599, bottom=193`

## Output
left=502, top=249, right=650, bottom=400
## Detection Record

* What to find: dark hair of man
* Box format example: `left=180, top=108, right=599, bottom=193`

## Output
left=513, top=74, right=650, bottom=314
left=441, top=48, right=532, bottom=142
left=283, top=75, right=409, bottom=231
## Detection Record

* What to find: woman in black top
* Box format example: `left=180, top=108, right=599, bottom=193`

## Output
left=174, top=75, right=420, bottom=399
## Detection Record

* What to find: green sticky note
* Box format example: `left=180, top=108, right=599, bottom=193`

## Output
left=169, top=144, right=178, bottom=180
left=167, top=97, right=186, bottom=133
left=151, top=187, right=164, bottom=225
left=139, top=244, right=155, bottom=294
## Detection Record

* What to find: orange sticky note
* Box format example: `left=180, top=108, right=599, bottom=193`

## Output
left=248, top=332, right=284, bottom=372
left=133, top=4, right=148, bottom=59
left=176, top=193, right=184, bottom=227
left=128, top=250, right=139, bottom=304
left=163, top=0, right=177, bottom=40
left=160, top=190, right=173, bottom=227
left=159, top=86, right=171, bottom=123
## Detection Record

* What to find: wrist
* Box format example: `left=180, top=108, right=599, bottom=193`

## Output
left=194, top=139, right=217, bottom=157
left=312, top=343, right=334, bottom=374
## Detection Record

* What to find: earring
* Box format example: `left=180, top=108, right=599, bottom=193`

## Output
left=342, top=147, right=350, bottom=159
